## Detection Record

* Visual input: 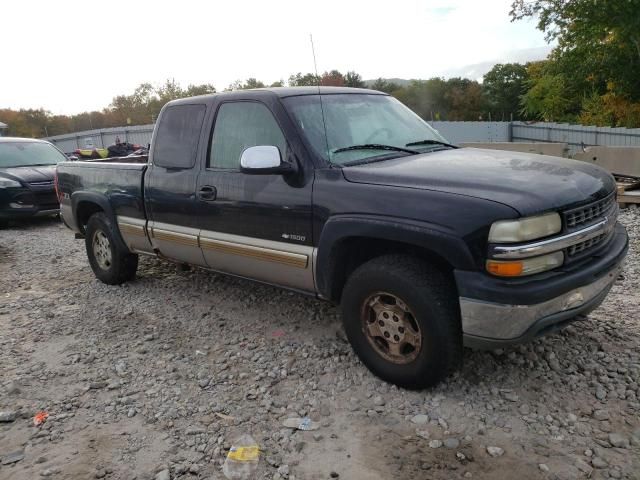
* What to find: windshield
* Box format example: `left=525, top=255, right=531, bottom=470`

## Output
left=0, top=142, right=67, bottom=168
left=283, top=94, right=451, bottom=165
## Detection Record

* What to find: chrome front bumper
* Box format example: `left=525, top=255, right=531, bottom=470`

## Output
left=460, top=262, right=622, bottom=348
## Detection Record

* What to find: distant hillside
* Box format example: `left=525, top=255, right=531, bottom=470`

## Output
left=364, top=48, right=552, bottom=86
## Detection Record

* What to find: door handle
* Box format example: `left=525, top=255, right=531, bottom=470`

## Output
left=197, top=185, right=217, bottom=201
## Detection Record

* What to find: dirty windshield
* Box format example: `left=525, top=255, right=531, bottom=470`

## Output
left=0, top=142, right=67, bottom=168
left=283, top=93, right=451, bottom=165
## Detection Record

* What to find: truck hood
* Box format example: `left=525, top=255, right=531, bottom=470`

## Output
left=0, top=165, right=56, bottom=184
left=342, top=148, right=615, bottom=215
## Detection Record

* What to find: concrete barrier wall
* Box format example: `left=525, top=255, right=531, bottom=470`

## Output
left=573, top=146, right=640, bottom=177
left=460, top=142, right=568, bottom=157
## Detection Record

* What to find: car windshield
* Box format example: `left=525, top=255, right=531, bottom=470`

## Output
left=283, top=93, right=451, bottom=165
left=0, top=142, right=67, bottom=168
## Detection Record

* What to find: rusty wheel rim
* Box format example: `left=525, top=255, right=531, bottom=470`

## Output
left=360, top=292, right=422, bottom=364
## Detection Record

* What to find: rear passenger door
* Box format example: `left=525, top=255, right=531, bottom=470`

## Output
left=145, top=103, right=208, bottom=266
left=195, top=99, right=315, bottom=292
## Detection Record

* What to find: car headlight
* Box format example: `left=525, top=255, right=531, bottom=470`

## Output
left=487, top=251, right=565, bottom=277
left=489, top=212, right=561, bottom=243
left=0, top=178, right=22, bottom=188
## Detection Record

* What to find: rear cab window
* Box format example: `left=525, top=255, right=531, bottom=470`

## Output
left=153, top=104, right=207, bottom=168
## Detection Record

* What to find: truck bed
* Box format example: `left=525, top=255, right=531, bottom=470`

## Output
left=73, top=154, right=148, bottom=164
left=56, top=159, right=148, bottom=229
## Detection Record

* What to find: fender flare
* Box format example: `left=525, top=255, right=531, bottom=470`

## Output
left=71, top=191, right=115, bottom=229
left=315, top=215, right=477, bottom=300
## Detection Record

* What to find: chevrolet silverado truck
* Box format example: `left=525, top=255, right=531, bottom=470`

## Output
left=56, top=87, right=628, bottom=388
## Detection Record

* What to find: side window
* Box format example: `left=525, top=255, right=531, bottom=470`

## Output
left=154, top=104, right=206, bottom=168
left=209, top=102, right=287, bottom=169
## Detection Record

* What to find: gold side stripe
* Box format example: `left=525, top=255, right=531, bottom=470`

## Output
left=152, top=229, right=199, bottom=247
left=118, top=223, right=146, bottom=237
left=200, top=238, right=308, bottom=269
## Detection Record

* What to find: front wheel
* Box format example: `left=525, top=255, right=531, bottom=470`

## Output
left=341, top=255, right=462, bottom=389
left=85, top=212, right=138, bottom=285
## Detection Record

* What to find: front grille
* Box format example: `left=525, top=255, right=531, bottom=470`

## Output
left=34, top=191, right=58, bottom=208
left=562, top=192, right=617, bottom=260
left=564, top=194, right=615, bottom=229
left=567, top=233, right=608, bottom=257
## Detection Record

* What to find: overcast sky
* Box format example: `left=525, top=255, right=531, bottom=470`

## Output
left=1, top=0, right=551, bottom=115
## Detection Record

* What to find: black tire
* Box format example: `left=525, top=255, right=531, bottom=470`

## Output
left=85, top=212, right=138, bottom=285
left=341, top=254, right=462, bottom=389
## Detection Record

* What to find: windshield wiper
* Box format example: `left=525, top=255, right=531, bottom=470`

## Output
left=333, top=144, right=419, bottom=155
left=406, top=139, right=457, bottom=149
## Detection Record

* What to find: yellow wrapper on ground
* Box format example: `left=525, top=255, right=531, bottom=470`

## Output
left=227, top=445, right=260, bottom=462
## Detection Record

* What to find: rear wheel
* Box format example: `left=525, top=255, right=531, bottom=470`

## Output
left=341, top=254, right=462, bottom=389
left=85, top=212, right=138, bottom=284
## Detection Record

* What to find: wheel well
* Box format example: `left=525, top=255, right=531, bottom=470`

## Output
left=75, top=202, right=104, bottom=233
left=326, top=237, right=455, bottom=303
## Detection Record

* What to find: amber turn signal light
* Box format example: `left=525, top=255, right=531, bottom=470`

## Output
left=486, top=251, right=564, bottom=277
left=486, top=260, right=524, bottom=277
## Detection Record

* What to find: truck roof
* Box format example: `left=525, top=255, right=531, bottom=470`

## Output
left=257, top=86, right=384, bottom=97
left=165, top=86, right=386, bottom=107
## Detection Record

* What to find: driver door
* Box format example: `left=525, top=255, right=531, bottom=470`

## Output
left=195, top=100, right=315, bottom=291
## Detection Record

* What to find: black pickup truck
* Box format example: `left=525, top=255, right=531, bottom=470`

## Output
left=56, top=87, right=628, bottom=388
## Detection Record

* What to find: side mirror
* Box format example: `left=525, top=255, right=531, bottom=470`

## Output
left=240, top=146, right=295, bottom=175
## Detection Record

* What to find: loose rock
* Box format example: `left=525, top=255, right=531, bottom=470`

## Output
left=486, top=446, right=504, bottom=457
left=0, top=411, right=16, bottom=423
left=1, top=450, right=25, bottom=465
left=410, top=414, right=430, bottom=425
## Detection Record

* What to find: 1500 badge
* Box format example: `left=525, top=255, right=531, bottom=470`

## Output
left=282, top=233, right=306, bottom=242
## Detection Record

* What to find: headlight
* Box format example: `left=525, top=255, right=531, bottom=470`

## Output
left=0, top=178, right=22, bottom=188
left=489, top=212, right=561, bottom=243
left=487, top=251, right=564, bottom=277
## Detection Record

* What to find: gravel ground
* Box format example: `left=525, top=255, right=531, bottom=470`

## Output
left=1, top=209, right=639, bottom=480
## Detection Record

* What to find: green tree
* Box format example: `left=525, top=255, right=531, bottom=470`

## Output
left=0, top=108, right=50, bottom=137
left=511, top=0, right=640, bottom=125
left=156, top=79, right=184, bottom=104
left=520, top=63, right=574, bottom=122
left=483, top=63, right=529, bottom=120
left=445, top=78, right=488, bottom=120
left=579, top=91, right=640, bottom=128
left=288, top=72, right=319, bottom=86
left=511, top=0, right=640, bottom=68
left=185, top=83, right=216, bottom=97
left=344, top=71, right=365, bottom=88
left=109, top=82, right=157, bottom=125
left=393, top=78, right=449, bottom=120
left=243, top=78, right=266, bottom=89
left=226, top=78, right=265, bottom=90
left=370, top=78, right=401, bottom=94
